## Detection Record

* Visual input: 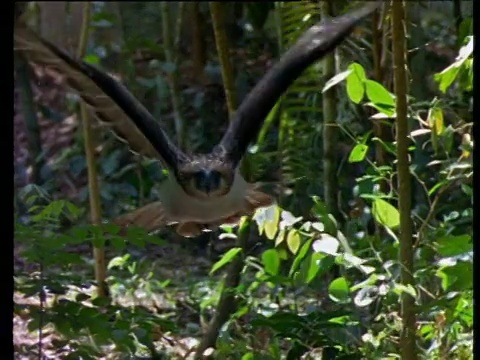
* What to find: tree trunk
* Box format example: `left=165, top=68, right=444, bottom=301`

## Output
left=391, top=1, right=417, bottom=358
left=194, top=3, right=249, bottom=357
left=320, top=0, right=340, bottom=221
left=161, top=2, right=186, bottom=148
left=77, top=2, right=108, bottom=299
left=15, top=54, right=44, bottom=184
left=190, top=2, right=207, bottom=84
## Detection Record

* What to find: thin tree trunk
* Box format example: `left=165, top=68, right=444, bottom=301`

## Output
left=194, top=3, right=247, bottom=357
left=77, top=2, right=108, bottom=299
left=391, top=1, right=417, bottom=358
left=208, top=3, right=237, bottom=116
left=161, top=2, right=186, bottom=148
left=194, top=221, right=250, bottom=359
left=38, top=2, right=67, bottom=47
left=274, top=3, right=287, bottom=204
left=15, top=54, right=44, bottom=184
left=372, top=6, right=388, bottom=185
left=190, top=2, right=207, bottom=84
left=320, top=0, right=340, bottom=221
left=15, top=2, right=28, bottom=20
left=452, top=0, right=462, bottom=37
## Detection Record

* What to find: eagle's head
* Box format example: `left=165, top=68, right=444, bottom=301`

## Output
left=175, top=155, right=235, bottom=198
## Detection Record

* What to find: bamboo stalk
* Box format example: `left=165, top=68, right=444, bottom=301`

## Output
left=77, top=2, right=108, bottom=299
left=195, top=3, right=248, bottom=357
left=391, top=1, right=417, bottom=358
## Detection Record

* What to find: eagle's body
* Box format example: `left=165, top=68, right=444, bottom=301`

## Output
left=14, top=2, right=381, bottom=237
left=160, top=169, right=248, bottom=223
left=119, top=168, right=273, bottom=237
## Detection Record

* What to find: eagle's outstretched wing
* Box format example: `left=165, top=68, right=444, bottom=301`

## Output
left=14, top=3, right=380, bottom=237
left=14, top=25, right=188, bottom=171
left=213, top=2, right=381, bottom=167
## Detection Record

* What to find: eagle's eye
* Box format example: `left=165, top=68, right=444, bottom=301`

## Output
left=194, top=169, right=226, bottom=194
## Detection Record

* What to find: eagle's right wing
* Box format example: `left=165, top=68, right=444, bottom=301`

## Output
left=213, top=2, right=381, bottom=168
left=14, top=24, right=188, bottom=171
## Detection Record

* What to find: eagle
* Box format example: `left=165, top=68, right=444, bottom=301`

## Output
left=14, top=2, right=380, bottom=237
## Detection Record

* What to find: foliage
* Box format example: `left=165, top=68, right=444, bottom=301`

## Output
left=276, top=2, right=325, bottom=213
left=14, top=2, right=472, bottom=359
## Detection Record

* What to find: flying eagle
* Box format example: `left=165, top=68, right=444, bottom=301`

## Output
left=14, top=2, right=380, bottom=237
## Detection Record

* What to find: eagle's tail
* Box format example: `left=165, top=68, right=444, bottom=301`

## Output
left=244, top=182, right=278, bottom=215
left=113, top=201, right=168, bottom=235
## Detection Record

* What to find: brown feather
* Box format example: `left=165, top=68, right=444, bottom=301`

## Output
left=177, top=155, right=233, bottom=177
left=113, top=202, right=168, bottom=233
left=244, top=184, right=277, bottom=214
left=14, top=25, right=184, bottom=169
left=215, top=2, right=381, bottom=166
left=175, top=223, right=205, bottom=238
left=14, top=3, right=379, bottom=237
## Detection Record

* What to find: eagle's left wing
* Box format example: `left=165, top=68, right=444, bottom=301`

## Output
left=212, top=2, right=381, bottom=167
left=14, top=24, right=188, bottom=171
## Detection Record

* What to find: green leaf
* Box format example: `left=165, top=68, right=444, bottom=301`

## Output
left=289, top=238, right=313, bottom=277
left=437, top=235, right=472, bottom=257
left=427, top=107, right=445, bottom=136
left=434, top=65, right=461, bottom=93
left=341, top=253, right=374, bottom=274
left=464, top=58, right=473, bottom=91
left=365, top=80, right=395, bottom=106
left=275, top=229, right=286, bottom=246
left=286, top=230, right=301, bottom=254
left=108, top=254, right=130, bottom=270
left=210, top=247, right=242, bottom=275
left=102, top=223, right=120, bottom=235
left=277, top=247, right=288, bottom=261
left=372, top=198, right=400, bottom=229
left=349, top=62, right=367, bottom=81
left=265, top=206, right=280, bottom=240
left=365, top=102, right=396, bottom=117
left=336, top=230, right=353, bottom=254
left=311, top=197, right=338, bottom=234
left=433, top=35, right=472, bottom=94
left=305, top=252, right=324, bottom=284
left=392, top=284, right=417, bottom=298
left=33, top=200, right=65, bottom=221
left=322, top=69, right=352, bottom=93
left=294, top=252, right=324, bottom=286
left=257, top=100, right=281, bottom=144
left=328, top=277, right=350, bottom=302
left=91, top=231, right=106, bottom=248
left=457, top=19, right=472, bottom=47
left=64, top=201, right=81, bottom=219
left=254, top=205, right=280, bottom=240
left=241, top=353, right=254, bottom=360
left=461, top=184, right=473, bottom=197
left=112, top=329, right=129, bottom=342
left=83, top=54, right=101, bottom=65
left=443, top=125, right=455, bottom=153
left=348, top=144, right=369, bottom=163
left=262, top=249, right=280, bottom=276
left=128, top=232, right=146, bottom=248
left=346, top=63, right=366, bottom=104
left=458, top=36, right=473, bottom=60
left=91, top=296, right=111, bottom=307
